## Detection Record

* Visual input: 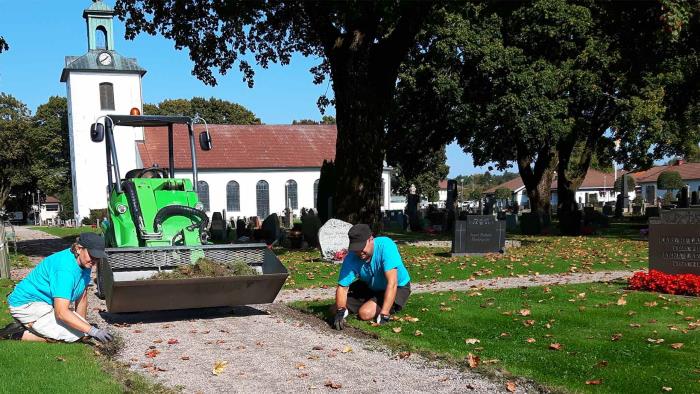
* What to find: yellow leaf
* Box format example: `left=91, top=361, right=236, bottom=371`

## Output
left=392, top=327, right=402, bottom=334
left=341, top=345, right=353, bottom=353
left=414, top=330, right=423, bottom=336
left=670, top=343, right=684, bottom=349
left=465, top=338, right=480, bottom=344
left=617, top=297, right=627, bottom=306
left=467, top=353, right=480, bottom=368
left=212, top=360, right=228, bottom=376
left=662, top=387, right=672, bottom=392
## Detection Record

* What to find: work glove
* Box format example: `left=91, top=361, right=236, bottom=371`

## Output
left=333, top=307, right=348, bottom=330
left=88, top=326, right=113, bottom=343
left=375, top=313, right=391, bottom=325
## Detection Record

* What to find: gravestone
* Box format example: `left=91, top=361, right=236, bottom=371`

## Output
left=236, top=218, right=248, bottom=238
left=318, top=219, right=353, bottom=262
left=602, top=204, right=614, bottom=216
left=649, top=208, right=700, bottom=275
left=446, top=180, right=458, bottom=231
left=505, top=214, right=518, bottom=231
left=679, top=186, right=690, bottom=208
left=645, top=206, right=660, bottom=217
left=209, top=212, right=226, bottom=241
left=451, top=215, right=506, bottom=256
left=260, top=213, right=281, bottom=246
left=301, top=211, right=322, bottom=248
left=407, top=185, right=421, bottom=231
left=692, top=191, right=698, bottom=205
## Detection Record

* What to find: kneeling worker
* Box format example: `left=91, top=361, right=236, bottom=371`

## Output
left=0, top=233, right=113, bottom=343
left=332, top=224, right=411, bottom=330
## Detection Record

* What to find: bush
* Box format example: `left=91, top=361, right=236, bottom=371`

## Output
left=81, top=208, right=108, bottom=226
left=629, top=270, right=700, bottom=296
left=657, top=171, right=683, bottom=193
left=494, top=187, right=511, bottom=201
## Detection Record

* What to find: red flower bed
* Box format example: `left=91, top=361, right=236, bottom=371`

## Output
left=629, top=270, right=700, bottom=296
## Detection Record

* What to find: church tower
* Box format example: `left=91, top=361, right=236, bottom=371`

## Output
left=61, top=1, right=146, bottom=222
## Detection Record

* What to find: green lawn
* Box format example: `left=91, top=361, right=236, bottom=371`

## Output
left=277, top=235, right=647, bottom=289
left=0, top=279, right=123, bottom=393
left=294, top=282, right=700, bottom=394
left=30, top=226, right=101, bottom=242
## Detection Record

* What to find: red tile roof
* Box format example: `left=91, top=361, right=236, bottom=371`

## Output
left=438, top=180, right=448, bottom=190
left=137, top=124, right=337, bottom=169
left=44, top=196, right=60, bottom=204
left=485, top=168, right=623, bottom=193
left=630, top=161, right=700, bottom=183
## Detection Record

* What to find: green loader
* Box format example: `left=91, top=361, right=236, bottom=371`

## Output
left=90, top=114, right=288, bottom=313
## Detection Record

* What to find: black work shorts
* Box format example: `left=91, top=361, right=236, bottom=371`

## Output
left=345, top=281, right=411, bottom=314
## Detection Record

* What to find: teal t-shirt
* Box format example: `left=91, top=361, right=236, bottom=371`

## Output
left=8, top=249, right=92, bottom=307
left=338, top=237, right=411, bottom=291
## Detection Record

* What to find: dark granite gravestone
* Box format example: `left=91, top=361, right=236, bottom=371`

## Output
left=209, top=212, right=226, bottom=241
left=645, top=206, right=660, bottom=218
left=446, top=180, right=458, bottom=231
left=648, top=209, right=700, bottom=275
left=505, top=214, right=518, bottom=231
left=407, top=193, right=420, bottom=231
left=236, top=218, right=248, bottom=238
left=451, top=215, right=506, bottom=256
left=692, top=191, right=699, bottom=206
left=603, top=203, right=614, bottom=216
left=260, top=213, right=281, bottom=246
left=679, top=186, right=690, bottom=208
left=301, top=211, right=322, bottom=248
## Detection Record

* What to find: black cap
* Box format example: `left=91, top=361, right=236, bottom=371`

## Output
left=348, top=224, right=372, bottom=253
left=77, top=232, right=107, bottom=259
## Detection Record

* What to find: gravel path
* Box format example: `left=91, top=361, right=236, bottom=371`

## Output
left=10, top=227, right=639, bottom=393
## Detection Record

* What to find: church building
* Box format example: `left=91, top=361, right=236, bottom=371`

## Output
left=61, top=1, right=392, bottom=222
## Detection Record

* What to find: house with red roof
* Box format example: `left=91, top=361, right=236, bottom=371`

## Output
left=485, top=168, right=628, bottom=208
left=629, top=160, right=700, bottom=202
left=137, top=124, right=393, bottom=219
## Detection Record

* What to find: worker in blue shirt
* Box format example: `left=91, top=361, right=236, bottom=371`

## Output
left=332, top=224, right=411, bottom=330
left=0, top=233, right=113, bottom=343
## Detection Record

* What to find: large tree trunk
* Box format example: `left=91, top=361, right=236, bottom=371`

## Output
left=517, top=143, right=557, bottom=233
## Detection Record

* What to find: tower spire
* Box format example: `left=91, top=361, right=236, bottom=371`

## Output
left=83, top=1, right=115, bottom=51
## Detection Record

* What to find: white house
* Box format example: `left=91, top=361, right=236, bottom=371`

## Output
left=631, top=161, right=700, bottom=202
left=486, top=168, right=631, bottom=207
left=62, top=1, right=393, bottom=222
left=38, top=196, right=62, bottom=225
left=136, top=124, right=393, bottom=219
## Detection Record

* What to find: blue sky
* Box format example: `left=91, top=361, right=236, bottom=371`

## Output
left=0, top=0, right=492, bottom=177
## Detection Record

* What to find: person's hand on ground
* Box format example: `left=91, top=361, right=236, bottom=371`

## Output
left=88, top=326, right=113, bottom=343
left=375, top=314, right=391, bottom=325
left=333, top=308, right=348, bottom=330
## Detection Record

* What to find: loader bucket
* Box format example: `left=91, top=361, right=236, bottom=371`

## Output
left=98, top=244, right=288, bottom=313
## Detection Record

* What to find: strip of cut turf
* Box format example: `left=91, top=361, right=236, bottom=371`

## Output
left=30, top=226, right=100, bottom=243
left=292, top=282, right=700, bottom=394
left=277, top=235, right=647, bottom=289
left=0, top=279, right=123, bottom=393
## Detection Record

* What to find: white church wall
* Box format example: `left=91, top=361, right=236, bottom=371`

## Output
left=66, top=71, right=143, bottom=220
left=175, top=168, right=392, bottom=220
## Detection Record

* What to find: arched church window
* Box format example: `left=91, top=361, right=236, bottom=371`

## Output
left=99, top=82, right=115, bottom=110
left=256, top=180, right=269, bottom=219
left=285, top=179, right=298, bottom=210
left=197, top=180, right=210, bottom=211
left=226, top=181, right=240, bottom=212
left=96, top=26, right=108, bottom=49
left=313, top=179, right=320, bottom=208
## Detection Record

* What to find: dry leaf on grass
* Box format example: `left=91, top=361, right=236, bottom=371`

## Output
left=662, top=387, right=672, bottom=392
left=670, top=343, right=684, bottom=349
left=392, top=327, right=402, bottom=334
left=465, top=338, right=480, bottom=344
left=523, top=320, right=536, bottom=327
left=611, top=333, right=623, bottom=341
left=414, top=330, right=423, bottom=336
left=519, top=309, right=531, bottom=316
left=586, top=379, right=603, bottom=385
left=467, top=353, right=480, bottom=368
left=56, top=356, right=66, bottom=362
left=617, top=297, right=627, bottom=306
left=212, top=360, right=228, bottom=376
left=549, top=343, right=562, bottom=350
left=526, top=338, right=536, bottom=343
left=506, top=380, right=516, bottom=392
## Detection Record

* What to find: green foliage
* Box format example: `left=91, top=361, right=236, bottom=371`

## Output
left=291, top=116, right=336, bottom=125
left=57, top=188, right=73, bottom=221
left=494, top=187, right=512, bottom=201
left=0, top=36, right=7, bottom=53
left=30, top=96, right=70, bottom=196
left=81, top=208, right=108, bottom=226
left=657, top=170, right=684, bottom=192
left=614, top=175, right=637, bottom=193
left=316, top=160, right=336, bottom=224
left=390, top=146, right=449, bottom=202
left=144, top=97, right=260, bottom=125
left=0, top=93, right=33, bottom=209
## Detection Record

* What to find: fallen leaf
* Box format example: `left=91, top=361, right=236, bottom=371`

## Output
left=405, top=316, right=420, bottom=323
left=181, top=356, right=190, bottom=361
left=586, top=379, right=603, bottom=385
left=152, top=339, right=163, bottom=344
left=519, top=309, right=531, bottom=316
left=392, top=327, right=402, bottom=334
left=133, top=329, right=143, bottom=334
left=670, top=343, right=684, bottom=349
left=212, top=360, right=228, bottom=376
left=662, top=387, right=672, bottom=392
left=397, top=351, right=411, bottom=359
left=549, top=343, right=562, bottom=351
left=465, top=338, right=480, bottom=345
left=644, top=301, right=658, bottom=307
left=341, top=345, right=353, bottom=353
left=617, top=297, right=627, bottom=306
left=526, top=338, right=536, bottom=343
left=56, top=356, right=66, bottom=362
left=167, top=338, right=179, bottom=345
left=629, top=323, right=641, bottom=328
left=506, top=380, right=516, bottom=392
left=595, top=360, right=609, bottom=368
left=145, top=349, right=160, bottom=358
left=523, top=319, right=536, bottom=327
left=467, top=353, right=480, bottom=368
left=312, top=345, right=324, bottom=351
left=611, top=333, right=623, bottom=341
left=324, top=380, right=342, bottom=389
left=647, top=338, right=665, bottom=344
left=295, top=363, right=306, bottom=369
left=414, top=330, right=423, bottom=336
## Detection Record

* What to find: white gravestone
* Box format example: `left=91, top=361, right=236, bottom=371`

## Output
left=318, top=219, right=353, bottom=262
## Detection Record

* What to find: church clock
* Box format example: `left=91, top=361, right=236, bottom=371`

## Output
left=98, top=52, right=112, bottom=65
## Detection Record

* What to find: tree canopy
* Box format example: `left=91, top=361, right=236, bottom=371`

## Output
left=116, top=0, right=436, bottom=227
left=657, top=170, right=684, bottom=191
left=292, top=116, right=336, bottom=125
left=143, top=97, right=260, bottom=125
left=0, top=93, right=33, bottom=210
left=0, top=36, right=7, bottom=53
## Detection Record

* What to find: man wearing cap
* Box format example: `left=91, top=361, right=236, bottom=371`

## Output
left=332, top=224, right=411, bottom=330
left=0, top=233, right=113, bottom=343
